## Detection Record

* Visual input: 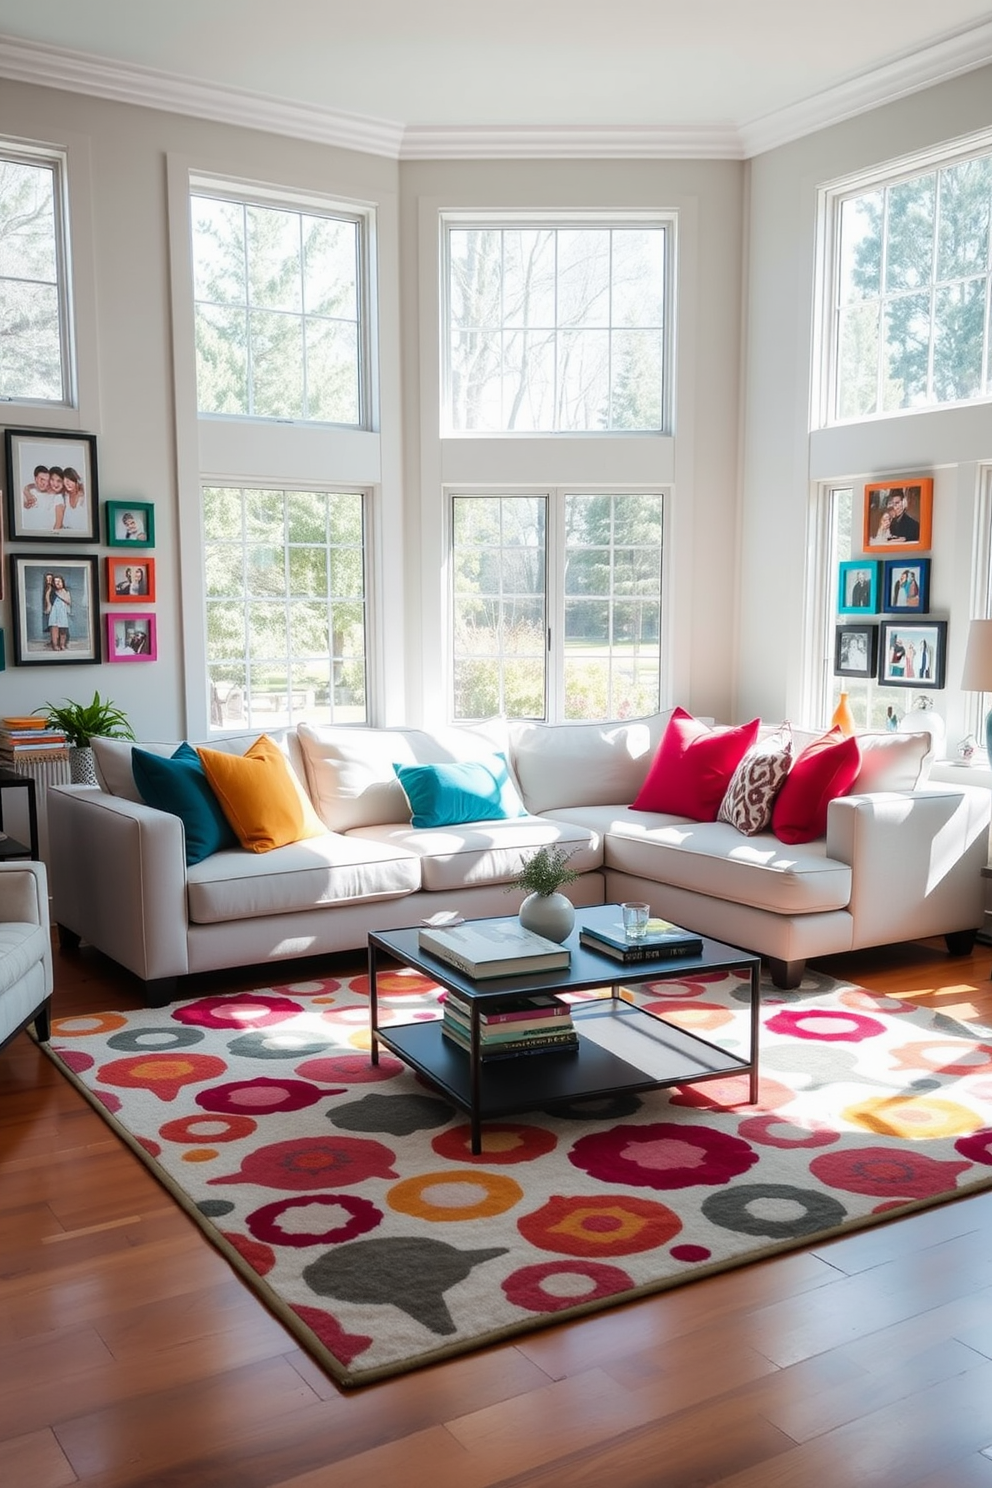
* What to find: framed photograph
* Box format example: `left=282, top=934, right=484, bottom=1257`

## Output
left=877, top=619, right=947, bottom=689
left=106, top=556, right=155, bottom=603
left=881, top=558, right=931, bottom=615
left=106, top=500, right=155, bottom=548
left=834, top=623, right=878, bottom=678
left=8, top=554, right=100, bottom=665
left=837, top=560, right=880, bottom=615
left=862, top=477, right=933, bottom=553
left=106, top=611, right=157, bottom=662
left=4, top=428, right=99, bottom=542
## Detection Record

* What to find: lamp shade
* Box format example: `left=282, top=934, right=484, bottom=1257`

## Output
left=961, top=619, right=992, bottom=692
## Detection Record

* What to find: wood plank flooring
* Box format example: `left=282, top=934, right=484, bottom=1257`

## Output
left=3, top=936, right=992, bottom=1486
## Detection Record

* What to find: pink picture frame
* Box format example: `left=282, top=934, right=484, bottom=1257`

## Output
left=106, top=611, right=157, bottom=662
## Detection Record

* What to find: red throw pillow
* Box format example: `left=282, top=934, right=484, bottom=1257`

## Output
left=771, top=727, right=862, bottom=844
left=631, top=707, right=761, bottom=820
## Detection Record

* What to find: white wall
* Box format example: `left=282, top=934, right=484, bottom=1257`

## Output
left=741, top=64, right=992, bottom=742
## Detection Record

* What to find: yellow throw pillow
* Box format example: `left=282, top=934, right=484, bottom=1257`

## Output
left=196, top=735, right=326, bottom=853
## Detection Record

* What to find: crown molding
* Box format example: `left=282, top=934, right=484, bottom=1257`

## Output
left=1, top=24, right=991, bottom=165
left=398, top=123, right=744, bottom=160
left=0, top=34, right=404, bottom=158
left=739, top=18, right=992, bottom=157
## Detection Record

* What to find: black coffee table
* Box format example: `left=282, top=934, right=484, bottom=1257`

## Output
left=368, top=908, right=761, bottom=1153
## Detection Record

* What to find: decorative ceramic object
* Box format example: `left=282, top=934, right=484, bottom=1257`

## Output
left=831, top=692, right=855, bottom=736
left=68, top=746, right=99, bottom=786
left=518, top=890, right=575, bottom=943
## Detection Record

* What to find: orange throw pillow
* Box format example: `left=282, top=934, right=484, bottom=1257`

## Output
left=771, top=727, right=862, bottom=845
left=631, top=707, right=760, bottom=821
left=197, top=735, right=325, bottom=853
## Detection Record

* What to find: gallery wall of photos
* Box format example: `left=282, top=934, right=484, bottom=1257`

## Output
left=833, top=475, right=947, bottom=697
left=0, top=427, right=157, bottom=668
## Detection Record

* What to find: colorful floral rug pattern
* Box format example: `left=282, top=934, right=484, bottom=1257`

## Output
left=42, top=966, right=992, bottom=1386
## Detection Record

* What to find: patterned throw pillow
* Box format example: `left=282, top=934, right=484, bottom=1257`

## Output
left=717, top=725, right=793, bottom=835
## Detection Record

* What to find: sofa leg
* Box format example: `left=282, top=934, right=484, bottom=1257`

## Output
left=143, top=977, right=178, bottom=1008
left=945, top=929, right=977, bottom=956
left=33, top=998, right=52, bottom=1043
left=57, top=923, right=81, bottom=951
left=767, top=957, right=805, bottom=990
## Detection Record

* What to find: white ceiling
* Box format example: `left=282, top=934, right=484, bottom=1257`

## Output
left=1, top=1, right=992, bottom=157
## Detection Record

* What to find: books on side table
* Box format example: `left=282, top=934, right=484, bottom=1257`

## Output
left=441, top=988, right=579, bottom=1060
left=418, top=917, right=570, bottom=979
left=578, top=908, right=703, bottom=963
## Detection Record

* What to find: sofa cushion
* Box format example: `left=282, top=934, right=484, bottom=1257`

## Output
left=849, top=731, right=930, bottom=794
left=93, top=729, right=307, bottom=804
left=717, top=726, right=793, bottom=835
left=598, top=811, right=852, bottom=914
left=0, top=920, right=50, bottom=997
left=508, top=711, right=672, bottom=815
left=297, top=719, right=514, bottom=832
left=772, top=728, right=862, bottom=845
left=131, top=743, right=237, bottom=865
left=186, top=833, right=422, bottom=924
left=393, top=754, right=526, bottom=828
left=632, top=708, right=760, bottom=820
left=197, top=735, right=326, bottom=853
left=347, top=817, right=600, bottom=894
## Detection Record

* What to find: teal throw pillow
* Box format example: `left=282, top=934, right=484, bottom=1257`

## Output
left=131, top=742, right=237, bottom=865
left=393, top=754, right=527, bottom=828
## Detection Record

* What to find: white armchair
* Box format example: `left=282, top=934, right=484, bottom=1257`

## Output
left=0, top=860, right=53, bottom=1052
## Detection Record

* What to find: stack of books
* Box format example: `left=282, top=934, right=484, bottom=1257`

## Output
left=0, top=717, right=69, bottom=765
left=578, top=910, right=703, bottom=963
left=441, top=989, right=579, bottom=1060
left=418, top=917, right=570, bottom=979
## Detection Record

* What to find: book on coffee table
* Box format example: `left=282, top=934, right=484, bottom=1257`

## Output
left=418, top=917, right=570, bottom=979
left=579, top=912, right=703, bottom=963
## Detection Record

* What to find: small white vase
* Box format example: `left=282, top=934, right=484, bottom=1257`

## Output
left=518, top=891, right=575, bottom=944
left=69, top=746, right=98, bottom=786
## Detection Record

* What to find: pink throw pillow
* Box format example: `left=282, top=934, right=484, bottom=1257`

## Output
left=631, top=707, right=761, bottom=821
left=771, top=727, right=862, bottom=844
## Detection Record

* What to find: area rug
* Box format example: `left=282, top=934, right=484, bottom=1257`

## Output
left=40, top=966, right=992, bottom=1387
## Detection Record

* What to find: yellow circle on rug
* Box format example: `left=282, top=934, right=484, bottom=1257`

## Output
left=842, top=1094, right=983, bottom=1139
left=387, top=1169, right=523, bottom=1221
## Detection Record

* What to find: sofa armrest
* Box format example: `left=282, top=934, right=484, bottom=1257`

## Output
left=0, top=858, right=49, bottom=927
left=48, top=784, right=191, bottom=982
left=826, top=784, right=991, bottom=945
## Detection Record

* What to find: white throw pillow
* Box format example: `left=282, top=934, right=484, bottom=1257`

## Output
left=509, top=711, right=673, bottom=815
left=849, top=731, right=931, bottom=793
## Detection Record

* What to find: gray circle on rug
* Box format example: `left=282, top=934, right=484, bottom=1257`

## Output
left=106, top=1026, right=205, bottom=1051
left=329, top=1093, right=455, bottom=1134
left=702, top=1182, right=848, bottom=1238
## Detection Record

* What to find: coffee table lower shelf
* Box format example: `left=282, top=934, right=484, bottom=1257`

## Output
left=375, top=999, right=752, bottom=1149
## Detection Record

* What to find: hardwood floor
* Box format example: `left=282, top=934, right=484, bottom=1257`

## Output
left=4, top=938, right=992, bottom=1487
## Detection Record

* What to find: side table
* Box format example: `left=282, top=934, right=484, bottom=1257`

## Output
left=0, top=767, right=40, bottom=861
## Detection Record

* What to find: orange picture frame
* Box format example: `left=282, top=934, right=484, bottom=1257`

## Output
left=106, top=555, right=155, bottom=603
left=862, top=477, right=933, bottom=554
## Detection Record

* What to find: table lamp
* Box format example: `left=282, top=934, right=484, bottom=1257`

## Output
left=960, top=618, right=992, bottom=765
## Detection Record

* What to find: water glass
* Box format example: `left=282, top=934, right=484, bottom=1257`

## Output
left=621, top=901, right=650, bottom=941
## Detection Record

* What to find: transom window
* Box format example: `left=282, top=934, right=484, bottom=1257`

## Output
left=444, top=218, right=670, bottom=433
left=451, top=490, right=664, bottom=722
left=826, top=142, right=992, bottom=422
left=0, top=146, right=70, bottom=404
left=203, top=484, right=368, bottom=731
left=190, top=191, right=365, bottom=424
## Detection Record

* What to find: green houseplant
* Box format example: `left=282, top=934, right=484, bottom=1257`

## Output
left=38, top=690, right=135, bottom=785
left=509, top=844, right=579, bottom=943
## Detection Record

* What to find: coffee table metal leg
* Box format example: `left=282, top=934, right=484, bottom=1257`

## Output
left=368, top=941, right=380, bottom=1067
left=469, top=1000, right=482, bottom=1154
left=748, top=961, right=759, bottom=1103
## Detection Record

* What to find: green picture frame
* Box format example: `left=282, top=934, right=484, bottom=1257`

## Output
left=105, top=500, right=155, bottom=548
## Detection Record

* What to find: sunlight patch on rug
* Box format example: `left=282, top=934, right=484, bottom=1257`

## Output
left=41, top=967, right=992, bottom=1386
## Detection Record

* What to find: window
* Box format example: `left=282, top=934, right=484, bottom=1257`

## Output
left=444, top=218, right=670, bottom=433
left=190, top=190, right=366, bottom=425
left=0, top=145, right=70, bottom=404
left=451, top=490, right=664, bottom=722
left=825, top=141, right=992, bottom=422
left=203, top=484, right=368, bottom=731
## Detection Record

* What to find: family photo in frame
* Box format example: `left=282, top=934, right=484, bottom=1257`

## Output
left=837, top=560, right=880, bottom=615
left=834, top=623, right=878, bottom=678
left=862, top=477, right=933, bottom=553
left=878, top=619, right=947, bottom=689
left=106, top=500, right=154, bottom=547
left=881, top=558, right=930, bottom=615
left=8, top=554, right=100, bottom=665
left=106, top=612, right=157, bottom=661
left=4, top=428, right=99, bottom=542
left=106, top=556, right=155, bottom=602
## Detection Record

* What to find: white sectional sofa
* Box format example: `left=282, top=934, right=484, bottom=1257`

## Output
left=46, top=712, right=991, bottom=1005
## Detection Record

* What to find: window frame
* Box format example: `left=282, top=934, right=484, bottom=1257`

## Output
left=439, top=210, right=676, bottom=438
left=0, top=137, right=75, bottom=410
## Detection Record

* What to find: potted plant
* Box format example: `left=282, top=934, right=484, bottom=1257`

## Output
left=509, top=844, right=579, bottom=943
left=38, top=690, right=135, bottom=785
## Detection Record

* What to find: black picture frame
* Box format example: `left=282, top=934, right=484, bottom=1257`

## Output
left=877, top=619, right=947, bottom=689
left=8, top=553, right=100, bottom=665
left=834, top=623, right=878, bottom=678
left=4, top=428, right=99, bottom=542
